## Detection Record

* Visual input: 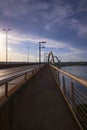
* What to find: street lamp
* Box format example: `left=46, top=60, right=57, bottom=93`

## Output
left=27, top=47, right=30, bottom=63
left=44, top=53, right=48, bottom=63
left=39, top=41, right=46, bottom=65
left=3, top=29, right=11, bottom=62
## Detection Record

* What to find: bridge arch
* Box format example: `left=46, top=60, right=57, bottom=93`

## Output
left=48, top=51, right=61, bottom=67
left=48, top=51, right=54, bottom=64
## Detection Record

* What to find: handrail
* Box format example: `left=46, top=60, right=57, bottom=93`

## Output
left=0, top=65, right=45, bottom=98
left=50, top=64, right=87, bottom=88
left=0, top=68, right=34, bottom=86
left=0, top=67, right=37, bottom=98
left=50, top=64, right=87, bottom=130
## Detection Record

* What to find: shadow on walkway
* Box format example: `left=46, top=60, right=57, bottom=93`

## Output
left=13, top=65, right=80, bottom=130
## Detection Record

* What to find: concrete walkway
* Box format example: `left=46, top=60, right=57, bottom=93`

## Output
left=13, top=65, right=80, bottom=130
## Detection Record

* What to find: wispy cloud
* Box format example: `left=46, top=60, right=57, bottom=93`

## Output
left=8, top=31, right=69, bottom=49
left=68, top=18, right=87, bottom=39
left=0, top=0, right=87, bottom=62
left=1, top=30, right=86, bottom=62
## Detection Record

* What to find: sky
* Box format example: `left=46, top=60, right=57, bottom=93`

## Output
left=0, top=0, right=87, bottom=62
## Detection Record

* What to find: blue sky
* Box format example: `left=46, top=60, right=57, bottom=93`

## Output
left=0, top=0, right=87, bottom=62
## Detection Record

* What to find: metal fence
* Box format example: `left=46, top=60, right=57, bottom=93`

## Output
left=50, top=64, right=87, bottom=130
left=0, top=65, right=41, bottom=100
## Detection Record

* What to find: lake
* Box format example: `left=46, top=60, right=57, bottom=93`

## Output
left=60, top=66, right=87, bottom=104
left=61, top=66, right=87, bottom=80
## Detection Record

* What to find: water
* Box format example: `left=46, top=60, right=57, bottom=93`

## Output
left=61, top=66, right=87, bottom=92
left=60, top=66, right=87, bottom=104
left=0, top=65, right=87, bottom=98
left=61, top=66, right=87, bottom=129
left=61, top=66, right=87, bottom=80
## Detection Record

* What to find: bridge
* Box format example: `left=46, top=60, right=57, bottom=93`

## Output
left=0, top=52, right=87, bottom=130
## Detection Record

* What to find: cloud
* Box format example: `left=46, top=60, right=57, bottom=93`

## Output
left=8, top=52, right=36, bottom=62
left=7, top=31, right=70, bottom=49
left=0, top=0, right=87, bottom=62
left=42, top=0, right=87, bottom=39
left=1, top=30, right=86, bottom=62
left=43, top=3, right=74, bottom=30
left=68, top=19, right=87, bottom=39
left=1, top=0, right=87, bottom=38
left=54, top=47, right=86, bottom=62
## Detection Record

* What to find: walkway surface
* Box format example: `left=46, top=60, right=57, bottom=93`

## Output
left=12, top=65, right=80, bottom=130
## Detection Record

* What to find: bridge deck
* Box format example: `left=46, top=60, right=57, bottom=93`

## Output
left=13, top=65, right=80, bottom=130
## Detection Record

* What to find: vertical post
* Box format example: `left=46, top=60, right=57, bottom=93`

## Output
left=39, top=41, right=46, bottom=66
left=63, top=76, right=66, bottom=96
left=5, top=83, right=8, bottom=97
left=32, top=69, right=34, bottom=75
left=58, top=71, right=60, bottom=86
left=3, top=29, right=11, bottom=62
left=70, top=82, right=74, bottom=107
left=55, top=70, right=57, bottom=80
left=25, top=73, right=27, bottom=80
left=27, top=47, right=30, bottom=63
left=6, top=31, right=8, bottom=62
left=39, top=42, right=41, bottom=66
left=44, top=53, right=48, bottom=63
left=44, top=53, right=45, bottom=63
left=28, top=47, right=29, bottom=63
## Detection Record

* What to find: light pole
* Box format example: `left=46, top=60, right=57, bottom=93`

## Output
left=44, top=53, right=48, bottom=63
left=3, top=29, right=11, bottom=62
left=27, top=47, right=30, bottom=63
left=39, top=41, right=46, bottom=65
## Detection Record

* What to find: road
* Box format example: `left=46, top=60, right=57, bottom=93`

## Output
left=0, top=65, right=39, bottom=78
left=0, top=65, right=39, bottom=97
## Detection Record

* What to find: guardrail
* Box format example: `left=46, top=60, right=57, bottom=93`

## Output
left=50, top=64, right=87, bottom=130
left=0, top=67, right=39, bottom=99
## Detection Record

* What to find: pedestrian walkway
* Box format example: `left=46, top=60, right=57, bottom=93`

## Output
left=12, top=65, right=80, bottom=130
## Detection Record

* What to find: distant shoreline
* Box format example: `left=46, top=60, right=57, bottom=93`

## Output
left=0, top=61, right=87, bottom=69
left=60, top=62, right=87, bottom=67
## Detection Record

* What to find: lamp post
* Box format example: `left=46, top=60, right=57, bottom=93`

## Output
left=3, top=29, right=11, bottom=62
left=39, top=41, right=46, bottom=65
left=44, top=53, right=48, bottom=63
left=27, top=47, right=30, bottom=63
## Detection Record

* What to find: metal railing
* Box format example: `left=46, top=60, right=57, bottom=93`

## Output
left=50, top=64, right=87, bottom=130
left=0, top=67, right=40, bottom=99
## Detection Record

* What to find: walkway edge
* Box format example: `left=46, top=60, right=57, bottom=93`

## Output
left=50, top=67, right=83, bottom=130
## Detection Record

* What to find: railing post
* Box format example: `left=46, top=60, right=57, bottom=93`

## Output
left=55, top=70, right=56, bottom=77
left=25, top=73, right=27, bottom=80
left=56, top=70, right=57, bottom=80
left=63, top=76, right=66, bottom=96
left=58, top=71, right=60, bottom=86
left=32, top=69, right=34, bottom=75
left=70, top=82, right=74, bottom=107
left=56, top=70, right=58, bottom=81
left=5, top=83, right=8, bottom=97
left=51, top=68, right=53, bottom=75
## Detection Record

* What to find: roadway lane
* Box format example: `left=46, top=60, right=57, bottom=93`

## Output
left=0, top=65, right=39, bottom=77
left=0, top=65, right=39, bottom=97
